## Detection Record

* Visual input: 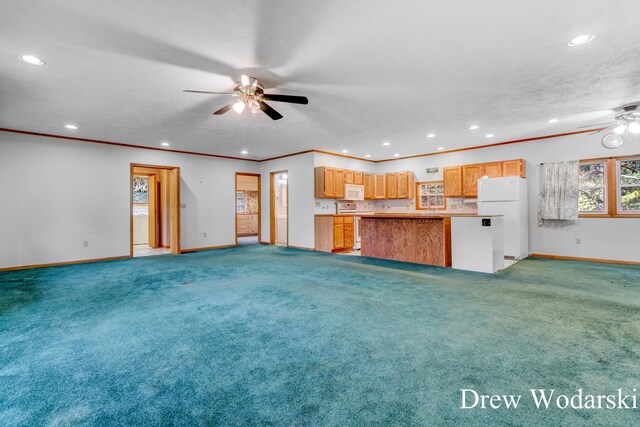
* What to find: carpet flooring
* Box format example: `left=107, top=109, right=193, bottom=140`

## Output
left=1, top=245, right=640, bottom=426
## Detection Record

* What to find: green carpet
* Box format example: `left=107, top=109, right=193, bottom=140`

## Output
left=1, top=245, right=640, bottom=426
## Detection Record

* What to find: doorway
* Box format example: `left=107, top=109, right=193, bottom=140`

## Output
left=235, top=173, right=261, bottom=245
left=270, top=171, right=288, bottom=246
left=130, top=164, right=180, bottom=257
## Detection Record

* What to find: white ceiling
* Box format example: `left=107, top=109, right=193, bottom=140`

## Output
left=2, top=0, right=640, bottom=160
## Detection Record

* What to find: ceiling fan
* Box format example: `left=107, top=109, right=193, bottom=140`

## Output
left=183, top=75, right=308, bottom=121
left=578, top=103, right=640, bottom=149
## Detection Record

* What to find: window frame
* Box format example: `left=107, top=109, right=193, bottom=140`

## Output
left=615, top=156, right=640, bottom=217
left=415, top=181, right=446, bottom=210
left=578, top=155, right=640, bottom=218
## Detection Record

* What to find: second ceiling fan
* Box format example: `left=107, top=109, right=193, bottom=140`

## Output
left=184, top=75, right=308, bottom=120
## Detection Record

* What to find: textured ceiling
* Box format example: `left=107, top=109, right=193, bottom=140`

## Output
left=1, top=0, right=640, bottom=160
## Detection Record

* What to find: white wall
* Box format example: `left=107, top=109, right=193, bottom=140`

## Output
left=259, top=153, right=315, bottom=249
left=0, top=132, right=259, bottom=269
left=375, top=132, right=640, bottom=262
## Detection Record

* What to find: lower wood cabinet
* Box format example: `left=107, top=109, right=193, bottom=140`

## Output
left=236, top=214, right=258, bottom=235
left=315, top=215, right=354, bottom=252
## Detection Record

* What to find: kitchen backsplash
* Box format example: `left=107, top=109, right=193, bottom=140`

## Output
left=314, top=198, right=477, bottom=214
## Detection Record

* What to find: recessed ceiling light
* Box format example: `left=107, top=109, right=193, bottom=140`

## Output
left=160, top=142, right=170, bottom=147
left=427, top=133, right=436, bottom=138
left=437, top=147, right=445, bottom=151
left=383, top=142, right=390, bottom=146
left=18, top=54, right=45, bottom=65
left=365, top=154, right=371, bottom=158
left=568, top=34, right=594, bottom=47
left=393, top=153, right=400, bottom=157
left=469, top=125, right=479, bottom=130
left=485, top=133, right=494, bottom=138
left=64, top=124, right=78, bottom=130
left=547, top=118, right=559, bottom=124
left=241, top=150, right=248, bottom=155
left=342, top=149, right=349, bottom=153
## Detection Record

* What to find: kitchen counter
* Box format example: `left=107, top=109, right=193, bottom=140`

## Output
left=357, top=213, right=502, bottom=219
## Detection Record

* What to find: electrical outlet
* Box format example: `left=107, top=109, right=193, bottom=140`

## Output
left=575, top=238, right=582, bottom=244
left=315, top=202, right=321, bottom=207
left=83, top=241, right=89, bottom=247
left=180, top=203, right=186, bottom=209
left=203, top=232, right=207, bottom=238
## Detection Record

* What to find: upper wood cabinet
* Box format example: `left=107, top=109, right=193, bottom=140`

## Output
left=353, top=171, right=364, bottom=185
left=344, top=170, right=355, bottom=184
left=396, top=171, right=414, bottom=199
left=482, top=162, right=502, bottom=178
left=364, top=173, right=375, bottom=199
left=443, top=166, right=462, bottom=197
left=374, top=174, right=386, bottom=199
left=462, top=164, right=483, bottom=198
left=315, top=167, right=346, bottom=199
left=502, top=159, right=526, bottom=178
left=386, top=172, right=398, bottom=199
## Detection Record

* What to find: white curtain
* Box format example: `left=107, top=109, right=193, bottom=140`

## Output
left=538, top=161, right=580, bottom=223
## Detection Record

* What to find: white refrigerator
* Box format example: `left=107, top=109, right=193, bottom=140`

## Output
left=477, top=176, right=529, bottom=260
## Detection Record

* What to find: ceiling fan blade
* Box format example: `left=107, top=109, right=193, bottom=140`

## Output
left=184, top=90, right=235, bottom=95
left=259, top=102, right=283, bottom=120
left=576, top=121, right=615, bottom=129
left=263, top=94, right=309, bottom=105
left=212, top=104, right=234, bottom=115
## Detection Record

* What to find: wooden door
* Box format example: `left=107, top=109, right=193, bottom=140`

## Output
left=344, top=170, right=354, bottom=184
left=482, top=162, right=502, bottom=178
left=462, top=164, right=482, bottom=198
left=374, top=174, right=386, bottom=199
left=364, top=173, right=374, bottom=199
left=354, top=171, right=364, bottom=185
left=386, top=173, right=398, bottom=199
left=502, top=160, right=525, bottom=177
left=333, top=217, right=345, bottom=248
left=334, top=169, right=345, bottom=198
left=147, top=175, right=160, bottom=248
left=324, top=168, right=335, bottom=198
left=443, top=167, right=462, bottom=197
left=169, top=168, right=180, bottom=254
left=344, top=216, right=354, bottom=249
left=397, top=172, right=410, bottom=199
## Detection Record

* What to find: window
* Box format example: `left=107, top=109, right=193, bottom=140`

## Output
left=416, top=181, right=445, bottom=210
left=618, top=158, right=640, bottom=214
left=578, top=155, right=640, bottom=218
left=578, top=161, right=607, bottom=214
left=236, top=191, right=245, bottom=213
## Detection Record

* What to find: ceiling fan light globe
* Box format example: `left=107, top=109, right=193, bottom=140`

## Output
left=601, top=133, right=625, bottom=149
left=613, top=124, right=626, bottom=135
left=233, top=101, right=245, bottom=114
left=628, top=122, right=640, bottom=134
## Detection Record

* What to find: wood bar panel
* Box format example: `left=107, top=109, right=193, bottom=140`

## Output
left=360, top=217, right=451, bottom=267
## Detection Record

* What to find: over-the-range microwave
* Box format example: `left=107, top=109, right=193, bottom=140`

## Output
left=344, top=184, right=365, bottom=201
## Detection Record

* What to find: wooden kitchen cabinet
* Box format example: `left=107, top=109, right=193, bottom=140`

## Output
left=354, top=171, right=364, bottom=185
left=502, top=159, right=526, bottom=178
left=364, top=173, right=375, bottom=199
left=462, top=164, right=483, bottom=198
left=374, top=174, right=386, bottom=199
left=482, top=162, right=502, bottom=178
left=386, top=172, right=398, bottom=199
left=443, top=166, right=462, bottom=197
left=396, top=171, right=414, bottom=199
left=315, top=215, right=355, bottom=252
left=344, top=170, right=354, bottom=184
left=315, top=167, right=346, bottom=199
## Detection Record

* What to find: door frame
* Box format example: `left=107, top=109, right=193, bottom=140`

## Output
left=235, top=172, right=261, bottom=245
left=130, top=163, right=181, bottom=256
left=270, top=170, right=289, bottom=246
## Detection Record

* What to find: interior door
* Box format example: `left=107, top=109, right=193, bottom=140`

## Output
left=147, top=175, right=160, bottom=248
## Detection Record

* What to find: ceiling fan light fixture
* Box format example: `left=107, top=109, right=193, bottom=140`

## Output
left=568, top=34, right=594, bottom=47
left=628, top=122, right=640, bottom=134
left=241, top=75, right=250, bottom=87
left=248, top=99, right=260, bottom=115
left=613, top=124, right=626, bottom=135
left=233, top=101, right=245, bottom=114
left=601, top=133, right=625, bottom=149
